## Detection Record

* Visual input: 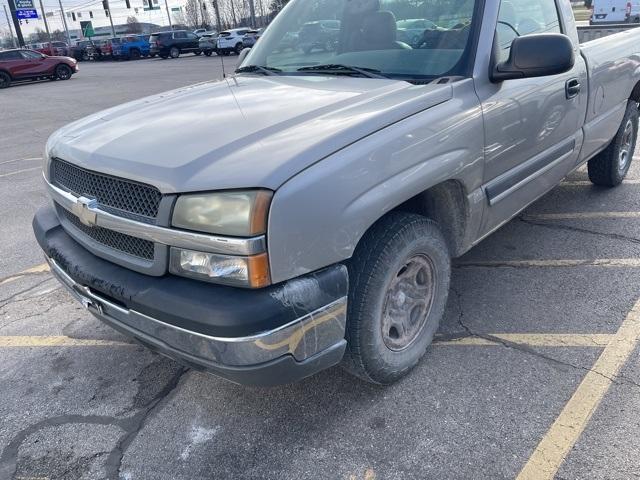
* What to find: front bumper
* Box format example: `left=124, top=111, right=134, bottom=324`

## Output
left=34, top=205, right=348, bottom=385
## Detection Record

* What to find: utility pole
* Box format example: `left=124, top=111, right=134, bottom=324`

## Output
left=248, top=0, right=255, bottom=27
left=57, top=0, right=71, bottom=44
left=37, top=0, right=53, bottom=55
left=3, top=3, right=18, bottom=47
left=163, top=0, right=172, bottom=29
left=103, top=0, right=115, bottom=36
left=211, top=0, right=221, bottom=32
left=6, top=0, right=25, bottom=46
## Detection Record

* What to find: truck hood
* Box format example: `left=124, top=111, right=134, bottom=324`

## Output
left=48, top=75, right=453, bottom=193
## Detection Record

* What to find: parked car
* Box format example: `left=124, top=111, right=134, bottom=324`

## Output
left=86, top=39, right=113, bottom=60
left=71, top=40, right=97, bottom=61
left=396, top=18, right=438, bottom=46
left=216, top=28, right=252, bottom=55
left=112, top=35, right=151, bottom=60
left=590, top=0, right=640, bottom=23
left=34, top=0, right=640, bottom=387
left=198, top=32, right=219, bottom=56
left=149, top=30, right=201, bottom=58
left=193, top=28, right=208, bottom=37
left=298, top=20, right=340, bottom=53
left=242, top=28, right=264, bottom=48
left=273, top=30, right=299, bottom=52
left=0, top=49, right=77, bottom=88
left=31, top=41, right=70, bottom=56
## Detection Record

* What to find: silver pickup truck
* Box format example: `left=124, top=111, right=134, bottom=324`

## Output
left=34, top=0, right=640, bottom=385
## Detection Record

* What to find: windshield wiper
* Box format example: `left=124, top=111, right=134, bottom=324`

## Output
left=235, top=65, right=282, bottom=76
left=297, top=64, right=389, bottom=79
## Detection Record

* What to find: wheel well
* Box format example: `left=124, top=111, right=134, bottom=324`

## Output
left=630, top=80, right=640, bottom=103
left=0, top=69, right=11, bottom=79
left=391, top=180, right=470, bottom=257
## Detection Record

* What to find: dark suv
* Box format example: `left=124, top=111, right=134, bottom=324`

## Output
left=149, top=30, right=202, bottom=59
left=298, top=20, right=340, bottom=54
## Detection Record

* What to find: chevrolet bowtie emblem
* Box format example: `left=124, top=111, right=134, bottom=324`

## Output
left=71, top=196, right=98, bottom=227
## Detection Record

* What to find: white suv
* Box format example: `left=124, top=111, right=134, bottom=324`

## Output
left=216, top=28, right=252, bottom=55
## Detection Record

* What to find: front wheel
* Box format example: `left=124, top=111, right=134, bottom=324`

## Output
left=342, top=212, right=451, bottom=384
left=0, top=71, right=11, bottom=88
left=235, top=43, right=243, bottom=55
left=588, top=100, right=638, bottom=187
left=204, top=50, right=212, bottom=56
left=194, top=50, right=202, bottom=56
left=169, top=46, right=180, bottom=58
left=55, top=64, right=73, bottom=80
left=130, top=49, right=141, bottom=60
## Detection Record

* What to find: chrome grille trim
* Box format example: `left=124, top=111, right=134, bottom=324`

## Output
left=51, top=158, right=162, bottom=222
left=46, top=175, right=267, bottom=256
left=60, top=208, right=155, bottom=260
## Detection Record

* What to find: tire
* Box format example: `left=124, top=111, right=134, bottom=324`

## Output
left=342, top=212, right=451, bottom=385
left=159, top=54, right=168, bottom=59
left=169, top=46, right=180, bottom=59
left=235, top=42, right=243, bottom=55
left=81, top=52, right=89, bottom=61
left=150, top=53, right=157, bottom=58
left=0, top=71, right=11, bottom=88
left=194, top=50, right=202, bottom=56
left=130, top=49, right=141, bottom=60
left=588, top=100, right=638, bottom=187
left=55, top=64, right=73, bottom=80
left=204, top=50, right=212, bottom=56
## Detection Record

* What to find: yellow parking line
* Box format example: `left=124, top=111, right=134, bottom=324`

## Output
left=0, top=336, right=133, bottom=347
left=0, top=166, right=41, bottom=178
left=561, top=179, right=640, bottom=186
left=525, top=211, right=640, bottom=220
left=0, top=263, right=50, bottom=286
left=435, top=333, right=614, bottom=347
left=456, top=258, right=640, bottom=268
left=517, top=298, right=640, bottom=480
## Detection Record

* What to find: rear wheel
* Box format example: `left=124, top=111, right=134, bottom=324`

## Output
left=342, top=212, right=451, bottom=384
left=130, top=49, right=141, bottom=60
left=588, top=100, right=638, bottom=187
left=55, top=64, right=73, bottom=80
left=169, top=46, right=180, bottom=58
left=0, top=71, right=11, bottom=88
left=81, top=52, right=89, bottom=61
left=204, top=50, right=212, bottom=56
left=194, top=50, right=202, bottom=56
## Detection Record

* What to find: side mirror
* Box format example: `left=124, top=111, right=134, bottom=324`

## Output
left=491, top=33, right=575, bottom=82
left=237, top=47, right=251, bottom=63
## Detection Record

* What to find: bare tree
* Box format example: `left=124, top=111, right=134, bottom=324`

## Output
left=184, top=0, right=203, bottom=28
left=126, top=16, right=143, bottom=33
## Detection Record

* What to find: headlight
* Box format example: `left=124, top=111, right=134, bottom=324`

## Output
left=169, top=248, right=270, bottom=288
left=172, top=190, right=272, bottom=237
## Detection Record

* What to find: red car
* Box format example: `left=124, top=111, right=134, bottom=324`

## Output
left=29, top=41, right=70, bottom=56
left=0, top=49, right=78, bottom=89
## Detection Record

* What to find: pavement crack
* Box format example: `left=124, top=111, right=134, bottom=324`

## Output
left=0, top=279, right=58, bottom=310
left=519, top=215, right=640, bottom=246
left=0, top=304, right=58, bottom=331
left=450, top=287, right=640, bottom=390
left=104, top=367, right=188, bottom=480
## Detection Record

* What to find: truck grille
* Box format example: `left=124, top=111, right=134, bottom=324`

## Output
left=51, top=158, right=162, bottom=222
left=60, top=208, right=155, bottom=261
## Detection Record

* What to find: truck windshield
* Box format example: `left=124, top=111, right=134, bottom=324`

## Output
left=242, top=0, right=479, bottom=81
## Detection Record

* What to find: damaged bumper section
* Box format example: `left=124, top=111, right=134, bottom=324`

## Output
left=33, top=205, right=348, bottom=386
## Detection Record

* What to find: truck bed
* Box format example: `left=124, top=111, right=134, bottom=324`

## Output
left=577, top=23, right=640, bottom=43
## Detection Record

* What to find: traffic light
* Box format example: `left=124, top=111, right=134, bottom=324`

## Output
left=89, top=10, right=93, bottom=18
left=102, top=0, right=108, bottom=11
left=71, top=12, right=76, bottom=21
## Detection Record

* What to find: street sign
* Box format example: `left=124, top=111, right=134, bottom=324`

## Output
left=80, top=20, right=95, bottom=37
left=16, top=9, right=38, bottom=19
left=15, top=0, right=34, bottom=8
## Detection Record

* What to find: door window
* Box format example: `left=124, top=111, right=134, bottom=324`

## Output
left=0, top=51, right=23, bottom=60
left=21, top=50, right=42, bottom=59
left=496, top=0, right=562, bottom=62
left=174, top=31, right=187, bottom=39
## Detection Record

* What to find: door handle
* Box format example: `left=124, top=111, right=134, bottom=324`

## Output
left=566, top=78, right=581, bottom=99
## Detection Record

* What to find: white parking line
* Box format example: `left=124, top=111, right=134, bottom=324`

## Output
left=0, top=157, right=42, bottom=166
left=0, top=167, right=41, bottom=178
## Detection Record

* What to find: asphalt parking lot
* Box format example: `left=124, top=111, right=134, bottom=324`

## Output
left=1, top=57, right=640, bottom=480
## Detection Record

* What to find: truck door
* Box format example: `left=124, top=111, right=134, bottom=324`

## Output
left=475, top=0, right=588, bottom=235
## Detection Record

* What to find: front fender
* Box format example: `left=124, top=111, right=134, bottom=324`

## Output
left=267, top=80, right=485, bottom=284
